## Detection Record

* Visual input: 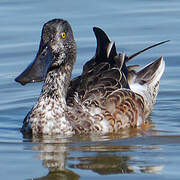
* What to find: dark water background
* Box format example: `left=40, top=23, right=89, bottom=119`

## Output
left=0, top=0, right=180, bottom=179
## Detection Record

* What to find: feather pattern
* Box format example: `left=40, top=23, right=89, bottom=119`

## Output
left=15, top=19, right=167, bottom=136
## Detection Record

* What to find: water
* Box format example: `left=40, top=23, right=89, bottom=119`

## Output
left=0, top=0, right=180, bottom=179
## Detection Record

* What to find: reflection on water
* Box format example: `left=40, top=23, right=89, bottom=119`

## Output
left=26, top=124, right=165, bottom=179
left=1, top=0, right=180, bottom=179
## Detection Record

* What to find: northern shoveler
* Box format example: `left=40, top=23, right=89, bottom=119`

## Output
left=15, top=19, right=168, bottom=135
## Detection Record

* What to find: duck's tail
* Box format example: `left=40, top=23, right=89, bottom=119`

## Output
left=128, top=56, right=165, bottom=117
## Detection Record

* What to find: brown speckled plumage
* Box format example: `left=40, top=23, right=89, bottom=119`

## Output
left=15, top=19, right=166, bottom=136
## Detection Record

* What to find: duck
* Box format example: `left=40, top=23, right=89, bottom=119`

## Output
left=15, top=19, right=168, bottom=136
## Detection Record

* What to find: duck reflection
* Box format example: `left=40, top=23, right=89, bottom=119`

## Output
left=31, top=136, right=80, bottom=180
left=34, top=170, right=79, bottom=180
left=28, top=123, right=163, bottom=179
left=70, top=155, right=134, bottom=174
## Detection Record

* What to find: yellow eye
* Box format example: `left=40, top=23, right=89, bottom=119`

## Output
left=60, top=32, right=66, bottom=39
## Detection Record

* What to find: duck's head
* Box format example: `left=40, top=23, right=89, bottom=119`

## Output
left=15, top=19, right=76, bottom=85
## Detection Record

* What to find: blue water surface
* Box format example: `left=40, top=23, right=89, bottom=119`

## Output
left=0, top=0, right=180, bottom=179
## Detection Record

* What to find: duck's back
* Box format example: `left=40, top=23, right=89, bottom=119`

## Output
left=67, top=27, right=129, bottom=106
left=66, top=51, right=145, bottom=134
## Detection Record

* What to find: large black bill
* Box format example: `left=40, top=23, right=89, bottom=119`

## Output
left=15, top=44, right=53, bottom=85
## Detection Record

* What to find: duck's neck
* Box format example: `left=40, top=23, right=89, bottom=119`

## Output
left=40, top=53, right=76, bottom=108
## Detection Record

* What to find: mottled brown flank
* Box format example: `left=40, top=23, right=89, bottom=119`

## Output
left=68, top=83, right=145, bottom=134
left=103, top=89, right=144, bottom=132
